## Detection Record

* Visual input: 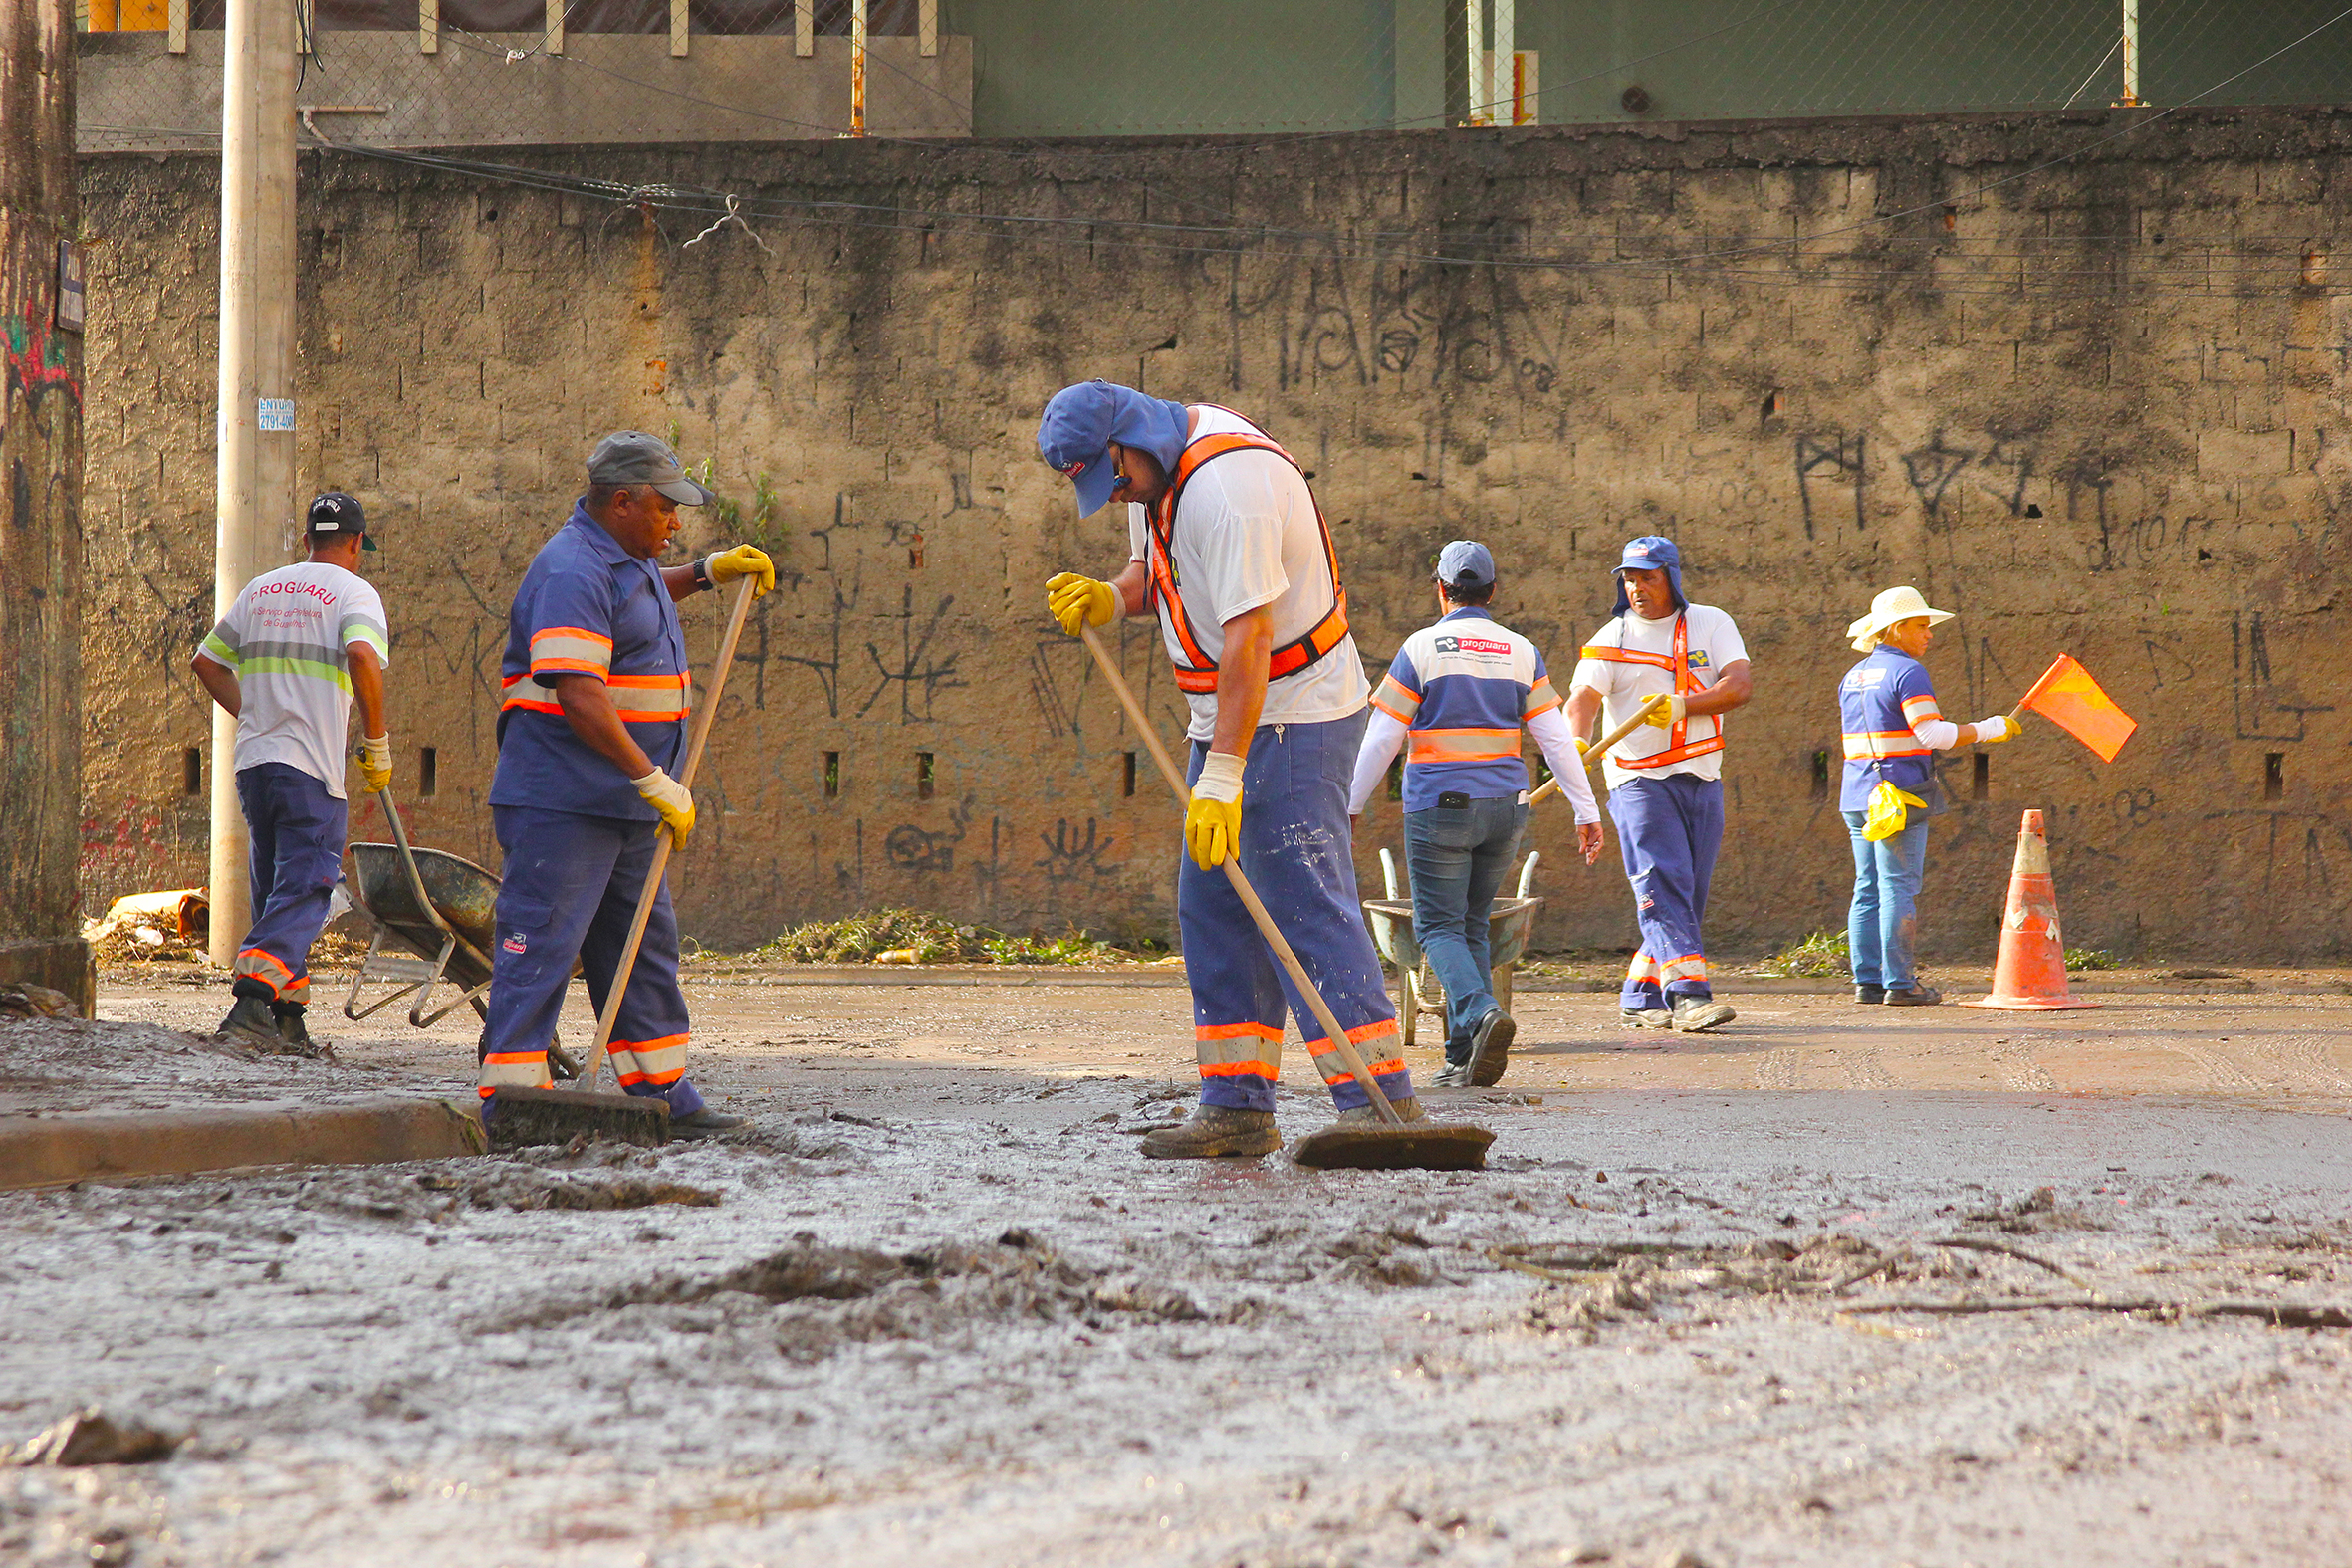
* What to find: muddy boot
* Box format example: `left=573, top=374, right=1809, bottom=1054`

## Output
left=1854, top=984, right=1887, bottom=1004
left=1428, top=1061, right=1474, bottom=1089
left=1619, top=1007, right=1673, bottom=1029
left=1139, top=1104, right=1281, bottom=1160
left=1467, top=1008, right=1516, bottom=1087
left=273, top=1001, right=316, bottom=1053
left=218, top=985, right=282, bottom=1050
left=1882, top=985, right=1943, bottom=1008
left=1335, top=1095, right=1426, bottom=1125
left=1669, top=996, right=1737, bottom=1033
left=665, top=1108, right=748, bottom=1140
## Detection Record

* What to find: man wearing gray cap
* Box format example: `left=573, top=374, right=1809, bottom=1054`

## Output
left=474, top=431, right=774, bottom=1136
left=1349, top=541, right=1605, bottom=1086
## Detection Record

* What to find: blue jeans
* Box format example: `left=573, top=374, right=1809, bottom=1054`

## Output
left=1179, top=712, right=1408, bottom=1113
left=1404, top=793, right=1528, bottom=1063
left=1843, top=810, right=1930, bottom=991
left=233, top=762, right=348, bottom=1004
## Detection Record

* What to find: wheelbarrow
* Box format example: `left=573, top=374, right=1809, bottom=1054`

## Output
left=1361, top=848, right=1544, bottom=1049
left=338, top=789, right=580, bottom=1075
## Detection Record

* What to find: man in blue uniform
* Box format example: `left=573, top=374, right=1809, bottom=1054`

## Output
left=475, top=432, right=774, bottom=1136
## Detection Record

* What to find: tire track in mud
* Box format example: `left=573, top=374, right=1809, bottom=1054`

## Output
left=2156, top=1042, right=2269, bottom=1093
left=1835, top=1049, right=1897, bottom=1089
left=1986, top=1039, right=2060, bottom=1092
left=1754, top=1048, right=1803, bottom=1089
left=2246, top=1035, right=2352, bottom=1099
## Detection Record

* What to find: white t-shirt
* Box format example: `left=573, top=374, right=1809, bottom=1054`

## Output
left=1126, top=405, right=1368, bottom=742
left=199, top=562, right=390, bottom=798
left=1569, top=602, right=1748, bottom=790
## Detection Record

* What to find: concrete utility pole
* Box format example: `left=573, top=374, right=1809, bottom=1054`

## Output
left=0, top=0, right=94, bottom=1014
left=209, top=0, right=299, bottom=966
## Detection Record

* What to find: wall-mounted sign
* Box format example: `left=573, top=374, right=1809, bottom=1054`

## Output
left=55, top=241, right=84, bottom=334
left=258, top=397, right=295, bottom=432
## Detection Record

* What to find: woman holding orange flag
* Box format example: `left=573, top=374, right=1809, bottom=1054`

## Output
left=1835, top=588, right=2018, bottom=1007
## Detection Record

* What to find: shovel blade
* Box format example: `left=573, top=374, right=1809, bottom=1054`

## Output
left=1292, top=1121, right=1494, bottom=1172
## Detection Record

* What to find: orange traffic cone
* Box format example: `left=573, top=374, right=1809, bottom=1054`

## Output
left=1961, top=809, right=2097, bottom=1011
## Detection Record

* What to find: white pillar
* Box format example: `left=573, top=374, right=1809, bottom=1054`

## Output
left=210, top=0, right=299, bottom=966
left=1464, top=0, right=1485, bottom=123
left=2120, top=0, right=2141, bottom=106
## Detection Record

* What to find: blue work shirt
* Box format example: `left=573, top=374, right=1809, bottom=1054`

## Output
left=1371, top=607, right=1561, bottom=812
left=489, top=504, right=688, bottom=822
left=1837, top=645, right=1940, bottom=812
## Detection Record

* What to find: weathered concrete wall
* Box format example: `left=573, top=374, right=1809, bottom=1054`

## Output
left=75, top=109, right=2352, bottom=962
left=2, top=0, right=95, bottom=1014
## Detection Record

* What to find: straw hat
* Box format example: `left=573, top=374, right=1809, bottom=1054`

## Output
left=1847, top=585, right=1954, bottom=653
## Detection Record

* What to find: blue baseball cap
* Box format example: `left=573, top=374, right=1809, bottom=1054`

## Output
left=1611, top=535, right=1686, bottom=615
left=1037, top=380, right=1189, bottom=518
left=1436, top=540, right=1495, bottom=589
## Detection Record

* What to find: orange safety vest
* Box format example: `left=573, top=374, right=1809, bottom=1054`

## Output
left=1577, top=611, right=1725, bottom=770
left=1144, top=420, right=1350, bottom=696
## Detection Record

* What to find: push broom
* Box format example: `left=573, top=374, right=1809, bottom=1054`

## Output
left=1079, top=626, right=1493, bottom=1172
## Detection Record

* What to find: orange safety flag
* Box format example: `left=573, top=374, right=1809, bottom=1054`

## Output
left=2014, top=654, right=2137, bottom=762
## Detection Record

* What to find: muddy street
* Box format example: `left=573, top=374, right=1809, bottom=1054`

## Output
left=5, top=979, right=2352, bottom=1567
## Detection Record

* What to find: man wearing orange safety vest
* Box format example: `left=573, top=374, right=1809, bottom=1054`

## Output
left=1565, top=536, right=1754, bottom=1032
left=1039, top=379, right=1414, bottom=1159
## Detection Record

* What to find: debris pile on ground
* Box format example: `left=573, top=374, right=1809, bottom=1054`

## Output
left=743, top=908, right=1154, bottom=967
left=1504, top=1234, right=1989, bottom=1337
left=304, top=1165, right=725, bottom=1218
left=2, top=1408, right=180, bottom=1467
left=0, top=984, right=80, bottom=1020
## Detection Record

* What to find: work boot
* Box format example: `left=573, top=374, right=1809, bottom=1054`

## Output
left=1335, top=1095, right=1427, bottom=1125
left=1854, top=984, right=1887, bottom=1005
left=1882, top=985, right=1944, bottom=1008
left=218, top=991, right=283, bottom=1050
left=665, top=1108, right=748, bottom=1140
left=1669, top=996, right=1737, bottom=1033
left=1619, top=1007, right=1673, bottom=1029
left=273, top=1001, right=314, bottom=1051
left=1428, top=1061, right=1475, bottom=1089
left=1139, top=1104, right=1281, bottom=1160
left=1468, top=1008, right=1517, bottom=1087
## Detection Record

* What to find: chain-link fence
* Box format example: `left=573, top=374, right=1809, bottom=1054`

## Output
left=74, top=0, right=2352, bottom=151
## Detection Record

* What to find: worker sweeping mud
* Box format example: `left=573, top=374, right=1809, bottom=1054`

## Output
left=1039, top=380, right=1415, bottom=1159
left=1566, top=537, right=1752, bottom=1033
left=1837, top=586, right=2017, bottom=1006
left=473, top=432, right=774, bottom=1138
left=192, top=492, right=392, bottom=1054
left=1348, top=541, right=1605, bottom=1088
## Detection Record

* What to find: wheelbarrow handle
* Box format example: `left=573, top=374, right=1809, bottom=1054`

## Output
left=1529, top=692, right=1671, bottom=806
left=1078, top=625, right=1406, bottom=1128
left=374, top=784, right=455, bottom=940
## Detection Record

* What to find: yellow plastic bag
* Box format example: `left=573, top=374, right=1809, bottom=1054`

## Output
left=1862, top=782, right=1927, bottom=841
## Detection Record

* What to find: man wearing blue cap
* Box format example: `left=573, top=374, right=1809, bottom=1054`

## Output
left=1349, top=541, right=1605, bottom=1087
left=1038, top=379, right=1413, bottom=1158
left=1565, top=537, right=1753, bottom=1032
left=475, top=431, right=775, bottom=1137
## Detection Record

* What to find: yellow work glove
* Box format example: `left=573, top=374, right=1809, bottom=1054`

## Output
left=1045, top=571, right=1119, bottom=637
left=705, top=544, right=776, bottom=597
left=1642, top=693, right=1689, bottom=729
left=357, top=733, right=392, bottom=794
left=1185, top=752, right=1245, bottom=870
left=632, top=766, right=697, bottom=849
left=1971, top=715, right=2019, bottom=745
left=1861, top=781, right=1927, bottom=842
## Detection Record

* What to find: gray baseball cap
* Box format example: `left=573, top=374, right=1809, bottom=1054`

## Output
left=587, top=430, right=715, bottom=506
left=1437, top=539, right=1495, bottom=588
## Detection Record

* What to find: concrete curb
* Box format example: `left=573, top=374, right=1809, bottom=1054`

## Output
left=0, top=1096, right=488, bottom=1192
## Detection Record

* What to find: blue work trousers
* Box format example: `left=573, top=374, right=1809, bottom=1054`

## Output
left=1404, top=793, right=1528, bottom=1063
left=477, top=806, right=704, bottom=1117
left=1180, top=711, right=1409, bottom=1113
left=1607, top=774, right=1724, bottom=1010
left=233, top=762, right=348, bottom=1004
left=1843, top=810, right=1930, bottom=992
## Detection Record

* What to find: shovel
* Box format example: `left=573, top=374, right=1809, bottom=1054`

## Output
left=487, top=576, right=758, bottom=1148
left=1078, top=626, right=1492, bottom=1173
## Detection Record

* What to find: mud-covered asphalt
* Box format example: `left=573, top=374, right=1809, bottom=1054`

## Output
left=3, top=977, right=2350, bottom=1566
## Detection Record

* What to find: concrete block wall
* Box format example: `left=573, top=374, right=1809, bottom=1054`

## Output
left=74, top=109, right=2352, bottom=961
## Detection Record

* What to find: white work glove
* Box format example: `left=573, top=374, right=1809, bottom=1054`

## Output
left=1642, top=693, right=1688, bottom=729
left=631, top=767, right=697, bottom=848
left=1972, top=715, right=2018, bottom=745
left=357, top=734, right=392, bottom=793
left=1185, top=751, right=1245, bottom=870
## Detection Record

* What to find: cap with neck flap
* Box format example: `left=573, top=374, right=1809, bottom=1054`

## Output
left=1610, top=534, right=1686, bottom=617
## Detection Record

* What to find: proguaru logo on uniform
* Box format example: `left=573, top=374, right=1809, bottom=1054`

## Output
left=1435, top=635, right=1512, bottom=657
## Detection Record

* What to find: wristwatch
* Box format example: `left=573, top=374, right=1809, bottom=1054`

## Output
left=691, top=556, right=715, bottom=593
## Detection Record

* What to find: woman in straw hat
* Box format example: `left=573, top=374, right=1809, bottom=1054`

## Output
left=1835, top=588, right=2018, bottom=1006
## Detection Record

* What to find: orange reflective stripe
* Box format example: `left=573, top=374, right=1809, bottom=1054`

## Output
left=1602, top=613, right=1727, bottom=770
left=1197, top=1020, right=1282, bottom=1041
left=1579, top=645, right=1677, bottom=669
left=1843, top=730, right=1932, bottom=760
left=1407, top=727, right=1523, bottom=765
left=1147, top=425, right=1348, bottom=694
left=1303, top=1018, right=1401, bottom=1055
